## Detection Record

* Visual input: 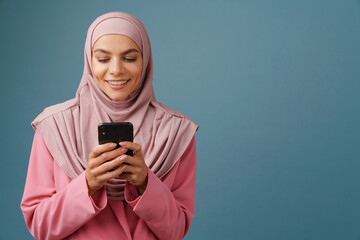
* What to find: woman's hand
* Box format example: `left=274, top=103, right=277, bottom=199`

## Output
left=86, top=143, right=128, bottom=196
left=118, top=142, right=148, bottom=194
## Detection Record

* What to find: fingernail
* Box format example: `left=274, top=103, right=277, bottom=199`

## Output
left=119, top=142, right=127, bottom=146
left=121, top=147, right=128, bottom=152
left=119, top=155, right=127, bottom=160
left=109, top=143, right=117, bottom=148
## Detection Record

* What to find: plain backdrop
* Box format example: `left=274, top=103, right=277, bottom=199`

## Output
left=1, top=0, right=360, bottom=239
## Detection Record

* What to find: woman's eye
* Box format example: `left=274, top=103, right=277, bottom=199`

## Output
left=124, top=57, right=136, bottom=62
left=98, top=59, right=109, bottom=63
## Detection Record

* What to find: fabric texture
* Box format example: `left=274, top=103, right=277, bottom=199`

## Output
left=21, top=131, right=196, bottom=240
left=31, top=12, right=198, bottom=200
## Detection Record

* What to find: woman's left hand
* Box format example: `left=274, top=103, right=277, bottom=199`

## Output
left=118, top=141, right=148, bottom=194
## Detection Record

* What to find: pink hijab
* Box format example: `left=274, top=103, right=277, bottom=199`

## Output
left=31, top=12, right=198, bottom=200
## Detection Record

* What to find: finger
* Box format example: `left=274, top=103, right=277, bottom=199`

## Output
left=97, top=164, right=127, bottom=182
left=91, top=155, right=127, bottom=175
left=119, top=164, right=139, bottom=175
left=118, top=172, right=131, bottom=180
left=105, top=164, right=127, bottom=179
left=118, top=172, right=139, bottom=183
left=97, top=147, right=128, bottom=164
left=119, top=154, right=144, bottom=168
left=89, top=143, right=117, bottom=159
left=89, top=147, right=128, bottom=168
left=118, top=167, right=145, bottom=185
left=119, top=141, right=142, bottom=153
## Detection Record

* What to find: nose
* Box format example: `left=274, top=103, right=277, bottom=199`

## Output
left=109, top=58, right=124, bottom=75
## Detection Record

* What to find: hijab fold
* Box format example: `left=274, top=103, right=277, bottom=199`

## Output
left=32, top=12, right=198, bottom=200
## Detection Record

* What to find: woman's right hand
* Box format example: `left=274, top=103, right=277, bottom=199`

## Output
left=86, top=143, right=128, bottom=196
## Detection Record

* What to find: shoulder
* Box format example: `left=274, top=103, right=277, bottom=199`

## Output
left=31, top=98, right=79, bottom=128
left=153, top=101, right=199, bottom=131
left=154, top=102, right=190, bottom=120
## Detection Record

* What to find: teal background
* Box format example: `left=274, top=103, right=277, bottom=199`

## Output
left=1, top=0, right=360, bottom=239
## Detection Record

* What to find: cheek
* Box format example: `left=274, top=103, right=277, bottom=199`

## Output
left=131, top=62, right=143, bottom=80
left=92, top=62, right=107, bottom=80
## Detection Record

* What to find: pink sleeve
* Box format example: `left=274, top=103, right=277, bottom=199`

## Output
left=125, top=135, right=197, bottom=240
left=20, top=131, right=107, bottom=240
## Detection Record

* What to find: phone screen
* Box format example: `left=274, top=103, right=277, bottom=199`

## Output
left=98, top=122, right=133, bottom=156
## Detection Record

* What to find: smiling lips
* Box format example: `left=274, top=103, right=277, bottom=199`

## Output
left=106, top=79, right=130, bottom=89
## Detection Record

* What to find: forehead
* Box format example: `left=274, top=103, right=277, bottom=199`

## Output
left=92, top=34, right=141, bottom=53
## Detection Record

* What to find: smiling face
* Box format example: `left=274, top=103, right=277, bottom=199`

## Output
left=91, top=34, right=143, bottom=101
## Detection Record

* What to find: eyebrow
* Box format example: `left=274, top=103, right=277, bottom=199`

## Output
left=93, top=48, right=140, bottom=55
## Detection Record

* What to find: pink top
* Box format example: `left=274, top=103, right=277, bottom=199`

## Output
left=21, top=131, right=196, bottom=240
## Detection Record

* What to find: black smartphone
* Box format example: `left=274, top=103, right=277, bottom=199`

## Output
left=98, top=122, right=133, bottom=156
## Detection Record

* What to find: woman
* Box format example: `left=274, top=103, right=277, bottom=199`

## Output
left=21, top=12, right=198, bottom=240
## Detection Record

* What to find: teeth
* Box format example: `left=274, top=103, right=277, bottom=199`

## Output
left=107, top=80, right=129, bottom=85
